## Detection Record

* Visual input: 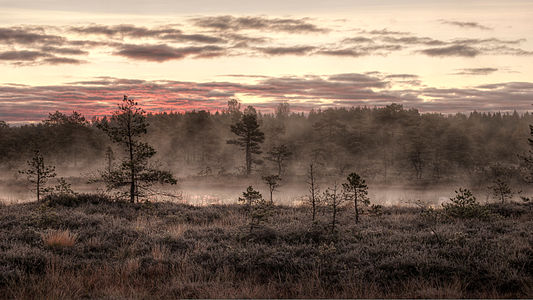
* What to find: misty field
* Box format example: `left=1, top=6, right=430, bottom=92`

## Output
left=2, top=97, right=533, bottom=299
left=0, top=193, right=532, bottom=299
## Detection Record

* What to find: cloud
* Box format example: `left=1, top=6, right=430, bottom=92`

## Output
left=2, top=74, right=533, bottom=122
left=327, top=73, right=388, bottom=87
left=363, top=29, right=409, bottom=35
left=419, top=44, right=480, bottom=57
left=384, top=74, right=419, bottom=79
left=452, top=68, right=498, bottom=75
left=440, top=20, right=492, bottom=30
left=71, top=24, right=228, bottom=44
left=42, top=57, right=86, bottom=65
left=190, top=16, right=328, bottom=33
left=257, top=46, right=316, bottom=55
left=317, top=44, right=402, bottom=57
left=70, top=24, right=177, bottom=38
left=161, top=34, right=226, bottom=44
left=114, top=44, right=226, bottom=61
left=0, top=50, right=49, bottom=61
left=342, top=37, right=374, bottom=44
left=0, top=27, right=65, bottom=45
left=381, top=36, right=445, bottom=46
left=1, top=22, right=531, bottom=66
left=316, top=49, right=366, bottom=57
left=41, top=46, right=88, bottom=55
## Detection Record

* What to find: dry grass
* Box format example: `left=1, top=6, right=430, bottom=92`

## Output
left=1, top=196, right=532, bottom=298
left=151, top=244, right=170, bottom=260
left=41, top=229, right=77, bottom=248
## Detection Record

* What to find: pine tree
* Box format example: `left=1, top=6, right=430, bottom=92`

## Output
left=227, top=106, right=265, bottom=175
left=342, top=172, right=370, bottom=224
left=97, top=96, right=176, bottom=203
left=265, top=144, right=292, bottom=176
left=19, top=150, right=56, bottom=202
left=238, top=186, right=272, bottom=232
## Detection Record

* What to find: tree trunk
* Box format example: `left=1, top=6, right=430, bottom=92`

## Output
left=128, top=112, right=135, bottom=203
left=245, top=140, right=251, bottom=175
left=310, top=164, right=316, bottom=222
left=332, top=199, right=337, bottom=234
left=354, top=192, right=359, bottom=224
left=36, top=169, right=40, bottom=202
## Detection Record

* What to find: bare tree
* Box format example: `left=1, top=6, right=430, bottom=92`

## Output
left=306, top=163, right=320, bottom=222
left=324, top=182, right=343, bottom=234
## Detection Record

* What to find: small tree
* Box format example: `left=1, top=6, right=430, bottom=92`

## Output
left=262, top=175, right=281, bottom=204
left=443, top=188, right=489, bottom=219
left=19, top=150, right=56, bottom=202
left=238, top=185, right=262, bottom=208
left=238, top=186, right=272, bottom=232
left=342, top=172, right=369, bottom=224
left=489, top=178, right=513, bottom=203
left=227, top=106, right=265, bottom=175
left=323, top=182, right=343, bottom=234
left=53, top=177, right=76, bottom=196
left=306, top=163, right=320, bottom=222
left=265, top=144, right=292, bottom=176
left=97, top=96, right=177, bottom=202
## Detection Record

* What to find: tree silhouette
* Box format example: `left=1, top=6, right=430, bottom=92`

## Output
left=262, top=175, right=281, bottom=204
left=19, top=150, right=56, bottom=202
left=342, top=172, right=369, bottom=224
left=97, top=95, right=176, bottom=203
left=227, top=106, right=265, bottom=175
left=489, top=178, right=513, bottom=203
left=238, top=186, right=272, bottom=232
left=324, top=182, right=343, bottom=234
left=306, top=163, right=320, bottom=222
left=266, top=144, right=292, bottom=176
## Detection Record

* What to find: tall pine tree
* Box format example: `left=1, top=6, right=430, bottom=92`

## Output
left=227, top=106, right=265, bottom=175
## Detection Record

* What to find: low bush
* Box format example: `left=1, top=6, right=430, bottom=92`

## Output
left=44, top=193, right=113, bottom=207
left=442, top=188, right=491, bottom=220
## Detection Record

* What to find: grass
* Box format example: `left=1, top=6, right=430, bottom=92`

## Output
left=41, top=229, right=77, bottom=249
left=0, top=193, right=532, bottom=298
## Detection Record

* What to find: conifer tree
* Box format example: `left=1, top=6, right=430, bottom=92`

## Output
left=97, top=96, right=176, bottom=202
left=19, top=150, right=56, bottom=202
left=343, top=172, right=369, bottom=224
left=227, top=106, right=265, bottom=175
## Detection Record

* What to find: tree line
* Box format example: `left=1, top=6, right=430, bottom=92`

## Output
left=1, top=100, right=531, bottom=186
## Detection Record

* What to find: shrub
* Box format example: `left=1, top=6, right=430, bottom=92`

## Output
left=41, top=229, right=77, bottom=248
left=44, top=193, right=113, bottom=207
left=442, top=188, right=490, bottom=220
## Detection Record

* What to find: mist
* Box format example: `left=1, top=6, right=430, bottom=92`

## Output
left=0, top=103, right=529, bottom=206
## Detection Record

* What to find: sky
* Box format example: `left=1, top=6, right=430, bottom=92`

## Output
left=0, top=0, right=532, bottom=123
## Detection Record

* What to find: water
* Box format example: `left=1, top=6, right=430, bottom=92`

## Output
left=0, top=177, right=520, bottom=207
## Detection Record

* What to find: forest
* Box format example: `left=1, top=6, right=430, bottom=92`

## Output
left=0, top=100, right=530, bottom=188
